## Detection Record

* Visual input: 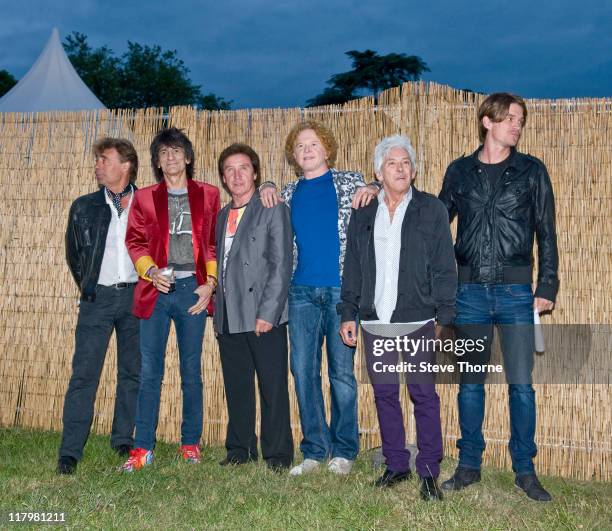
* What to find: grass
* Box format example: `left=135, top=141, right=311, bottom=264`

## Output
left=0, top=428, right=610, bottom=530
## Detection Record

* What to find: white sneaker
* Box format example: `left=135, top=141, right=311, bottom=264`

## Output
left=289, top=458, right=321, bottom=476
left=327, top=457, right=354, bottom=475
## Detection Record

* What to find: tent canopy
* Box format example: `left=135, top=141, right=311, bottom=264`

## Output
left=0, top=28, right=106, bottom=113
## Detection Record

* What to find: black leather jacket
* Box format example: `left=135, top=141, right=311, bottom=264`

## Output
left=339, top=188, right=457, bottom=325
left=65, top=188, right=116, bottom=302
left=439, top=147, right=559, bottom=302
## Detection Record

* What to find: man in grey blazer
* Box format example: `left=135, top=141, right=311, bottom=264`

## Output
left=214, top=143, right=294, bottom=471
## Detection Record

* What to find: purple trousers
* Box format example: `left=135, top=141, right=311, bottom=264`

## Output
left=363, top=321, right=443, bottom=478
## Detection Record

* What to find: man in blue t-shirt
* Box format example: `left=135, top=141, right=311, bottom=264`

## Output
left=261, top=120, right=378, bottom=476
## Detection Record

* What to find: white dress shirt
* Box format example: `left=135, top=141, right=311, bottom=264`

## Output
left=97, top=188, right=138, bottom=286
left=362, top=187, right=433, bottom=334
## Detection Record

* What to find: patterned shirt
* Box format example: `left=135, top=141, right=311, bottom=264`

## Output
left=279, top=168, right=366, bottom=277
left=222, top=204, right=247, bottom=289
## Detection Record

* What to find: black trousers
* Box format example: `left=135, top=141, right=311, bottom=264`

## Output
left=217, top=324, right=293, bottom=465
left=59, top=285, right=140, bottom=461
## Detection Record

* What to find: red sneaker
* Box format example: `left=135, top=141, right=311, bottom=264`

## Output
left=121, top=448, right=153, bottom=472
left=180, top=444, right=201, bottom=464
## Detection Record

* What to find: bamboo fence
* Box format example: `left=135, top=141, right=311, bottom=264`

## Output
left=0, top=82, right=609, bottom=480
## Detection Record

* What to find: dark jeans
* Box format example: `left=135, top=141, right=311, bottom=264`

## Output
left=454, top=283, right=537, bottom=474
left=288, top=285, right=359, bottom=461
left=363, top=321, right=443, bottom=478
left=217, top=324, right=293, bottom=466
left=134, top=276, right=206, bottom=450
left=59, top=284, right=140, bottom=461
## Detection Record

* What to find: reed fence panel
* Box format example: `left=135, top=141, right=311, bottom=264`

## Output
left=0, top=82, right=609, bottom=480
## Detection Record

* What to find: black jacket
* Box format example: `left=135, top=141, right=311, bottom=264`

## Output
left=439, top=147, right=559, bottom=302
left=66, top=187, right=134, bottom=302
left=338, top=187, right=457, bottom=326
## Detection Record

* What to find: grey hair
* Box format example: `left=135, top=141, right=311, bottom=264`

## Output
left=374, top=135, right=417, bottom=174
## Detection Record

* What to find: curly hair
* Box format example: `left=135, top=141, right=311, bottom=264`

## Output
left=284, top=120, right=338, bottom=175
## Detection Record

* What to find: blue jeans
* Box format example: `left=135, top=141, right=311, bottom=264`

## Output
left=454, top=283, right=536, bottom=474
left=288, top=285, right=359, bottom=461
left=134, top=276, right=206, bottom=450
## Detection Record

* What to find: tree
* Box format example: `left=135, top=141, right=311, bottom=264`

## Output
left=0, top=69, right=17, bottom=97
left=120, top=42, right=201, bottom=109
left=197, top=92, right=232, bottom=111
left=305, top=86, right=355, bottom=107
left=63, top=32, right=230, bottom=110
left=63, top=32, right=122, bottom=108
left=307, top=49, right=429, bottom=107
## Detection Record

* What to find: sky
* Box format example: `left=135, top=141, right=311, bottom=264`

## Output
left=1, top=0, right=610, bottom=109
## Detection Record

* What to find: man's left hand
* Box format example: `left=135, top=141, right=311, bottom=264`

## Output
left=259, top=185, right=281, bottom=208
left=352, top=183, right=380, bottom=208
left=339, top=321, right=358, bottom=346
left=254, top=319, right=273, bottom=336
left=188, top=284, right=213, bottom=315
left=534, top=297, right=554, bottom=313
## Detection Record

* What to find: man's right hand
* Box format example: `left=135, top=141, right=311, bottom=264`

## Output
left=340, top=321, right=358, bottom=347
left=150, top=267, right=171, bottom=293
left=259, top=184, right=282, bottom=208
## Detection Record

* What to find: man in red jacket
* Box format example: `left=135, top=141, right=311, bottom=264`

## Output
left=122, top=128, right=220, bottom=471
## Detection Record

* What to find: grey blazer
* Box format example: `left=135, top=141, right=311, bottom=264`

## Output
left=213, top=191, right=293, bottom=334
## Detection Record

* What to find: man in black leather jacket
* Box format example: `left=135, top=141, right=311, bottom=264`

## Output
left=439, top=93, right=559, bottom=501
left=57, top=138, right=141, bottom=475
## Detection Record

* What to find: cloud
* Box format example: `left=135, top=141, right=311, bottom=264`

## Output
left=1, top=0, right=610, bottom=108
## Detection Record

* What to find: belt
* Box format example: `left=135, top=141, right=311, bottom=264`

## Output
left=100, top=282, right=137, bottom=290
left=457, top=265, right=532, bottom=283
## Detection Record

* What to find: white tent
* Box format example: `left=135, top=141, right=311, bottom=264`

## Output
left=0, top=28, right=106, bottom=113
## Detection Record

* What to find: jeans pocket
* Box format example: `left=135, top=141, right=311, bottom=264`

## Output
left=504, top=284, right=532, bottom=298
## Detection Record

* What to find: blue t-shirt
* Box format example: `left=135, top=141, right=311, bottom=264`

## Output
left=291, top=170, right=341, bottom=287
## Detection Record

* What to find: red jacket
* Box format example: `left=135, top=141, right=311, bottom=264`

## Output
left=126, top=179, right=220, bottom=319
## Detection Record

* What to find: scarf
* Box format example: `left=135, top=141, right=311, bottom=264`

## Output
left=106, top=184, right=133, bottom=217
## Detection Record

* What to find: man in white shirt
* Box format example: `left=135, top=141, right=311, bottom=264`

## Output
left=339, top=135, right=457, bottom=500
left=58, top=138, right=141, bottom=474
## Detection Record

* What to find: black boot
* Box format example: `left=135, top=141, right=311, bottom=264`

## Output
left=57, top=456, right=77, bottom=475
left=219, top=455, right=255, bottom=466
left=373, top=468, right=412, bottom=488
left=440, top=466, right=481, bottom=491
left=420, top=476, right=443, bottom=501
left=515, top=473, right=552, bottom=502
